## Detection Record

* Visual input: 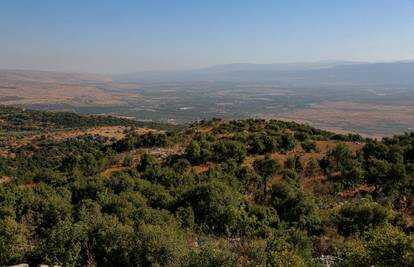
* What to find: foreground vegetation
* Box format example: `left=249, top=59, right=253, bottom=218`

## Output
left=1, top=108, right=414, bottom=266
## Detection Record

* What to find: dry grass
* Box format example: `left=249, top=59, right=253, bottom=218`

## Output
left=261, top=101, right=414, bottom=137
left=242, top=140, right=364, bottom=193
left=0, top=82, right=120, bottom=106
left=336, top=184, right=375, bottom=197
left=47, top=126, right=159, bottom=141
left=0, top=78, right=143, bottom=107
left=243, top=140, right=362, bottom=168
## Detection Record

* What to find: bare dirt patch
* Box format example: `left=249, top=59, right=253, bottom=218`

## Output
left=0, top=176, right=11, bottom=184
left=101, top=166, right=127, bottom=178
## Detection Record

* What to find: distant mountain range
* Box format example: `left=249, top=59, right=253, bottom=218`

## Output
left=1, top=60, right=414, bottom=86
left=192, top=60, right=362, bottom=73
left=116, top=61, right=414, bottom=85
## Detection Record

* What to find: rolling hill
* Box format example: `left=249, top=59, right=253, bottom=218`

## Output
left=0, top=107, right=414, bottom=266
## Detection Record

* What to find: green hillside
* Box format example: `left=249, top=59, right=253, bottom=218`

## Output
left=0, top=111, right=414, bottom=266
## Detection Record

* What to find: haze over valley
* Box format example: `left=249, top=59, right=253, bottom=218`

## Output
left=1, top=61, right=414, bottom=137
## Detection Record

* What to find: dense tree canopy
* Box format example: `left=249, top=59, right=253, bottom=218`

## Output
left=0, top=109, right=413, bottom=266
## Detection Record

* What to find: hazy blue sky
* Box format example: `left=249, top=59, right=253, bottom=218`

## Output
left=1, top=0, right=414, bottom=73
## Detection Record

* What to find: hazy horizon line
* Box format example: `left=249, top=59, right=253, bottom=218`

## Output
left=1, top=58, right=414, bottom=75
